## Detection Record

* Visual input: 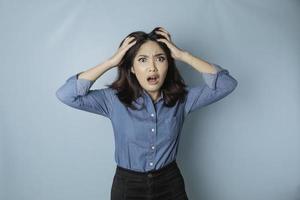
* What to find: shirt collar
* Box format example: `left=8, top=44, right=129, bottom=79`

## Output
left=142, top=89, right=164, bottom=103
left=133, top=89, right=164, bottom=109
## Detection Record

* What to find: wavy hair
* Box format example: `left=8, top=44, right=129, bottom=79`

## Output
left=106, top=27, right=188, bottom=110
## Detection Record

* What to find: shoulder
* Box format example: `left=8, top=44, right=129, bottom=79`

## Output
left=97, top=87, right=118, bottom=101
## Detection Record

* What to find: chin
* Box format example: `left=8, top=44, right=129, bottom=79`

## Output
left=148, top=87, right=161, bottom=93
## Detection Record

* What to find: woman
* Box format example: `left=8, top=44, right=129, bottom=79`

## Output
left=56, top=26, right=238, bottom=200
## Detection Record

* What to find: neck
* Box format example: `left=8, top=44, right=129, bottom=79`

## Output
left=146, top=90, right=160, bottom=102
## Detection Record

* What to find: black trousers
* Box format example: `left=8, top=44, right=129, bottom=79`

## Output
left=111, top=159, right=189, bottom=200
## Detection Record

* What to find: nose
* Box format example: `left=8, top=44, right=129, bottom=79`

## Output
left=148, top=60, right=158, bottom=72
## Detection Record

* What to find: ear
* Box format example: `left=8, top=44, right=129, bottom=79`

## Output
left=130, top=66, right=135, bottom=74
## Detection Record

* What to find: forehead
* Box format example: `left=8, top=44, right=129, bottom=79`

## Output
left=136, top=40, right=165, bottom=56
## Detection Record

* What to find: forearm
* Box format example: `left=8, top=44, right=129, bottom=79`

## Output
left=78, top=60, right=114, bottom=81
left=180, top=51, right=218, bottom=74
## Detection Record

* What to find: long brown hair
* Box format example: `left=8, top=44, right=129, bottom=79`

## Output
left=105, top=27, right=188, bottom=110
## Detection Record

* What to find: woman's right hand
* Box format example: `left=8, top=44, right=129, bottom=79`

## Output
left=107, top=36, right=137, bottom=67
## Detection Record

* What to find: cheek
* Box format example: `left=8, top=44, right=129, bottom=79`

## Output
left=161, top=65, right=168, bottom=75
left=133, top=67, right=147, bottom=81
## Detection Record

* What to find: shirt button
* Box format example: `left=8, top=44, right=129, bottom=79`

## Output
left=149, top=162, right=153, bottom=166
left=151, top=128, right=155, bottom=132
left=151, top=113, right=154, bottom=117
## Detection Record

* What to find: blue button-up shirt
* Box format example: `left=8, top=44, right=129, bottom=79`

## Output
left=55, top=63, right=238, bottom=172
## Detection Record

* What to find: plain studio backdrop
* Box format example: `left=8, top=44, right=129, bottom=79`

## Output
left=1, top=0, right=299, bottom=200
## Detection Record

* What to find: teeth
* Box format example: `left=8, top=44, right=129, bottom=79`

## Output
left=148, top=77, right=157, bottom=81
left=147, top=75, right=159, bottom=82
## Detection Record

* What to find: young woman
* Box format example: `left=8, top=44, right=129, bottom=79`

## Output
left=56, top=26, right=238, bottom=200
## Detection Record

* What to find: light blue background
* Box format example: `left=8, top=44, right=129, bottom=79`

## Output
left=1, top=0, right=299, bottom=200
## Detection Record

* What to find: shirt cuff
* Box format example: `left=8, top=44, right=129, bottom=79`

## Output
left=202, top=63, right=227, bottom=89
left=68, top=72, right=95, bottom=96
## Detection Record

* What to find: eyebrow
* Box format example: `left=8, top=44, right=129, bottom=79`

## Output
left=137, top=53, right=166, bottom=58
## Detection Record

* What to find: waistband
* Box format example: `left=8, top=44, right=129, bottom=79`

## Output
left=116, top=159, right=178, bottom=178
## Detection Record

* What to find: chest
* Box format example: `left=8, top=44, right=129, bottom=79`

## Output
left=111, top=100, right=184, bottom=145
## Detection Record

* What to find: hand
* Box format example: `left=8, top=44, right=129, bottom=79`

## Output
left=108, top=36, right=137, bottom=67
left=155, top=27, right=186, bottom=61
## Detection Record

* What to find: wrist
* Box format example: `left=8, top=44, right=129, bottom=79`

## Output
left=179, top=51, right=192, bottom=63
left=104, top=59, right=115, bottom=69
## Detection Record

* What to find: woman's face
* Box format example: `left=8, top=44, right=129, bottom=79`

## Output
left=131, top=40, right=168, bottom=95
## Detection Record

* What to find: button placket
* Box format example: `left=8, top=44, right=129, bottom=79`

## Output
left=149, top=112, right=156, bottom=169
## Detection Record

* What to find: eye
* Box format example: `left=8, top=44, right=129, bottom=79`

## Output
left=138, top=58, right=146, bottom=63
left=157, top=56, right=166, bottom=62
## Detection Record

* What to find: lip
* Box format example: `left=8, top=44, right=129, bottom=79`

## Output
left=147, top=74, right=159, bottom=80
left=148, top=78, right=159, bottom=85
left=146, top=74, right=160, bottom=85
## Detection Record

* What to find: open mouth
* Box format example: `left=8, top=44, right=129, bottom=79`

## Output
left=147, top=75, right=159, bottom=85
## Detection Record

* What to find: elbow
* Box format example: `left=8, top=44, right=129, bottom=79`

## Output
left=225, top=78, right=238, bottom=94
left=215, top=72, right=238, bottom=93
left=230, top=78, right=238, bottom=92
left=219, top=77, right=238, bottom=96
left=55, top=76, right=80, bottom=106
left=55, top=88, right=74, bottom=105
left=55, top=88, right=65, bottom=103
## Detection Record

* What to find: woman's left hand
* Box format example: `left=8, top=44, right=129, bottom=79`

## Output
left=155, top=27, right=186, bottom=61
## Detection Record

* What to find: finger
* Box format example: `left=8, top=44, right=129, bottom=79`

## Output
left=127, top=37, right=135, bottom=42
left=125, top=39, right=136, bottom=49
left=125, top=36, right=135, bottom=43
left=121, top=37, right=135, bottom=47
left=157, top=38, right=167, bottom=42
left=155, top=30, right=171, bottom=41
left=158, top=27, right=168, bottom=33
left=128, top=39, right=136, bottom=46
left=157, top=38, right=170, bottom=47
left=157, top=28, right=171, bottom=38
left=125, top=36, right=134, bottom=40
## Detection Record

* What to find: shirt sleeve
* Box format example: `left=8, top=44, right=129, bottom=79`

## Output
left=184, top=63, right=238, bottom=116
left=55, top=72, right=114, bottom=119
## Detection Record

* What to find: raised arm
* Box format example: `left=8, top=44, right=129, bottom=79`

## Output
left=184, top=63, right=237, bottom=115
left=181, top=52, right=238, bottom=115
left=55, top=61, right=115, bottom=119
left=55, top=35, right=137, bottom=119
left=153, top=27, right=238, bottom=116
